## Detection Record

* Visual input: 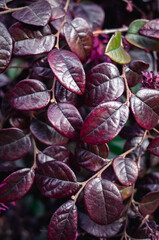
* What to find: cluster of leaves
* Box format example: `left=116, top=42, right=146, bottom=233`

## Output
left=0, top=0, right=159, bottom=239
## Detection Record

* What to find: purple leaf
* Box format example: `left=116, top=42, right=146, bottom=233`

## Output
left=73, top=3, right=105, bottom=31
left=0, top=22, right=13, bottom=73
left=47, top=49, right=86, bottom=95
left=85, top=63, right=124, bottom=107
left=47, top=102, right=83, bottom=139
left=0, top=74, right=11, bottom=87
left=64, top=17, right=93, bottom=63
left=47, top=200, right=77, bottom=240
left=80, top=101, right=129, bottom=144
left=0, top=0, right=14, bottom=8
left=0, top=168, right=35, bottom=202
left=0, top=128, right=31, bottom=161
left=9, top=79, right=50, bottom=111
left=79, top=212, right=124, bottom=238
left=76, top=143, right=109, bottom=172
left=139, top=191, right=159, bottom=216
left=9, top=23, right=55, bottom=56
left=137, top=172, right=159, bottom=193
left=130, top=89, right=159, bottom=129
left=35, top=161, right=79, bottom=198
left=147, top=136, right=159, bottom=156
left=84, top=178, right=123, bottom=225
left=55, top=81, right=78, bottom=106
left=37, top=145, right=71, bottom=165
left=12, top=0, right=51, bottom=27
left=31, top=56, right=54, bottom=81
left=113, top=157, right=138, bottom=186
left=30, top=117, right=68, bottom=146
left=139, top=19, right=159, bottom=39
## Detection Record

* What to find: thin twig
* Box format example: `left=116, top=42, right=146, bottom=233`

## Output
left=93, top=26, right=128, bottom=36
left=0, top=6, right=26, bottom=15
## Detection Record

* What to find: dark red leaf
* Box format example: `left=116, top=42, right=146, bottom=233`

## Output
left=0, top=22, right=13, bottom=73
left=35, top=161, right=79, bottom=198
left=55, top=81, right=78, bottom=106
left=31, top=56, right=54, bottom=81
left=85, top=63, right=124, bottom=107
left=139, top=191, right=159, bottom=216
left=124, top=136, right=149, bottom=161
left=30, top=117, right=68, bottom=146
left=80, top=101, right=129, bottom=144
left=0, top=168, right=35, bottom=202
left=47, top=49, right=86, bottom=95
left=73, top=3, right=105, bottom=31
left=0, top=128, right=31, bottom=161
left=47, top=200, right=77, bottom=240
left=76, top=143, right=109, bottom=172
left=113, top=157, right=138, bottom=186
left=9, top=23, right=55, bottom=56
left=137, top=172, right=159, bottom=193
left=12, top=0, right=51, bottom=27
left=37, top=145, right=71, bottom=165
left=139, top=19, right=159, bottom=39
left=47, top=0, right=65, bottom=20
left=9, top=79, right=50, bottom=111
left=79, top=212, right=124, bottom=238
left=84, top=178, right=123, bottom=225
left=47, top=102, right=83, bottom=139
left=147, top=136, right=159, bottom=156
left=64, top=17, right=93, bottom=63
left=130, top=89, right=159, bottom=129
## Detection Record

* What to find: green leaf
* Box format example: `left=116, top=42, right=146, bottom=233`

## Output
left=105, top=31, right=131, bottom=64
left=126, top=19, right=159, bottom=51
left=7, top=58, right=24, bottom=80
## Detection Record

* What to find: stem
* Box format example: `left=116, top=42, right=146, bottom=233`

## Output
left=50, top=77, right=57, bottom=103
left=153, top=127, right=159, bottom=134
left=55, top=0, right=70, bottom=49
left=31, top=137, right=40, bottom=170
left=72, top=160, right=112, bottom=203
left=93, top=26, right=128, bottom=36
left=122, top=65, right=132, bottom=105
left=0, top=6, right=26, bottom=15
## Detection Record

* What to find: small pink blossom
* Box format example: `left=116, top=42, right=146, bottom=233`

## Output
left=141, top=71, right=159, bottom=89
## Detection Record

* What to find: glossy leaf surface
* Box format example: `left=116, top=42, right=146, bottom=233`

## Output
left=64, top=17, right=93, bottom=63
left=47, top=200, right=77, bottom=240
left=147, top=136, right=159, bottom=156
left=74, top=3, right=105, bottom=30
left=47, top=102, right=83, bottom=139
left=0, top=128, right=31, bottom=161
left=0, top=22, right=13, bottom=73
left=76, top=143, right=109, bottom=172
left=47, top=49, right=86, bottom=95
left=80, top=101, right=129, bottom=144
left=9, top=79, right=50, bottom=111
left=30, top=118, right=68, bottom=146
left=12, top=0, right=51, bottom=26
left=37, top=145, right=71, bottom=165
left=139, top=19, right=159, bottom=39
left=85, top=63, right=124, bottom=107
left=9, top=23, right=55, bottom=56
left=84, top=178, right=123, bottom=225
left=105, top=31, right=131, bottom=64
left=130, top=89, right=159, bottom=129
left=79, top=212, right=124, bottom=238
left=55, top=81, right=78, bottom=106
left=139, top=191, right=159, bottom=216
left=113, top=157, right=138, bottom=186
left=35, top=161, right=79, bottom=198
left=0, top=168, right=35, bottom=202
left=126, top=19, right=159, bottom=51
